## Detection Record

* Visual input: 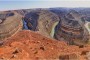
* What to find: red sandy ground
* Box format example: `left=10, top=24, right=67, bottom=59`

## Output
left=0, top=30, right=90, bottom=60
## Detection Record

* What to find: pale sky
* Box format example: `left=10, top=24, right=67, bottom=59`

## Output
left=0, top=0, right=90, bottom=11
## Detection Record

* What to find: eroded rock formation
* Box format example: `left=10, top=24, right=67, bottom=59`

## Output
left=17, top=9, right=90, bottom=45
left=0, top=11, right=23, bottom=40
left=0, top=8, right=90, bottom=60
left=24, top=10, right=60, bottom=38
left=55, top=10, right=90, bottom=45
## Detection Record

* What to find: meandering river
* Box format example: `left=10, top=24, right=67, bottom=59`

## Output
left=23, top=20, right=28, bottom=29
left=23, top=19, right=59, bottom=38
left=50, top=21, right=59, bottom=38
left=84, top=21, right=90, bottom=34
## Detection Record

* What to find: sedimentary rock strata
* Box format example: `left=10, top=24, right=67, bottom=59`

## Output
left=18, top=9, right=90, bottom=45
left=0, top=11, right=23, bottom=40
left=38, top=10, right=59, bottom=38
left=55, top=10, right=90, bottom=45
left=0, top=8, right=90, bottom=60
left=24, top=10, right=60, bottom=38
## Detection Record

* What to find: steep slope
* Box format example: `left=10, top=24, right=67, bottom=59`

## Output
left=0, top=30, right=90, bottom=60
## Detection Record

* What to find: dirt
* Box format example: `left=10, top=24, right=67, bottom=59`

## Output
left=0, top=30, right=90, bottom=60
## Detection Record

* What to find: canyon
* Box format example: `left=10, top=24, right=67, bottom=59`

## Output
left=0, top=8, right=90, bottom=60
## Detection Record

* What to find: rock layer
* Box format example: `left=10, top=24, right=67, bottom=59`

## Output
left=24, top=10, right=60, bottom=38
left=0, top=11, right=23, bottom=40
left=18, top=9, right=90, bottom=45
left=0, top=8, right=90, bottom=60
left=38, top=10, right=59, bottom=38
left=55, top=10, right=90, bottom=45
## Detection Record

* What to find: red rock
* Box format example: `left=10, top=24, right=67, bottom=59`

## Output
left=0, top=30, right=89, bottom=60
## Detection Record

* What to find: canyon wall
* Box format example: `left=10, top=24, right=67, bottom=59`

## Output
left=55, top=10, right=90, bottom=45
left=1, top=8, right=90, bottom=45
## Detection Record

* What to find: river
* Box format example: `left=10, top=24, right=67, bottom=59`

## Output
left=50, top=21, right=59, bottom=38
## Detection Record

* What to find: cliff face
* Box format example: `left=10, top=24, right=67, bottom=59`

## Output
left=0, top=11, right=23, bottom=40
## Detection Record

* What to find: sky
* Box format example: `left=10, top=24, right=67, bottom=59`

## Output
left=0, top=0, right=90, bottom=11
